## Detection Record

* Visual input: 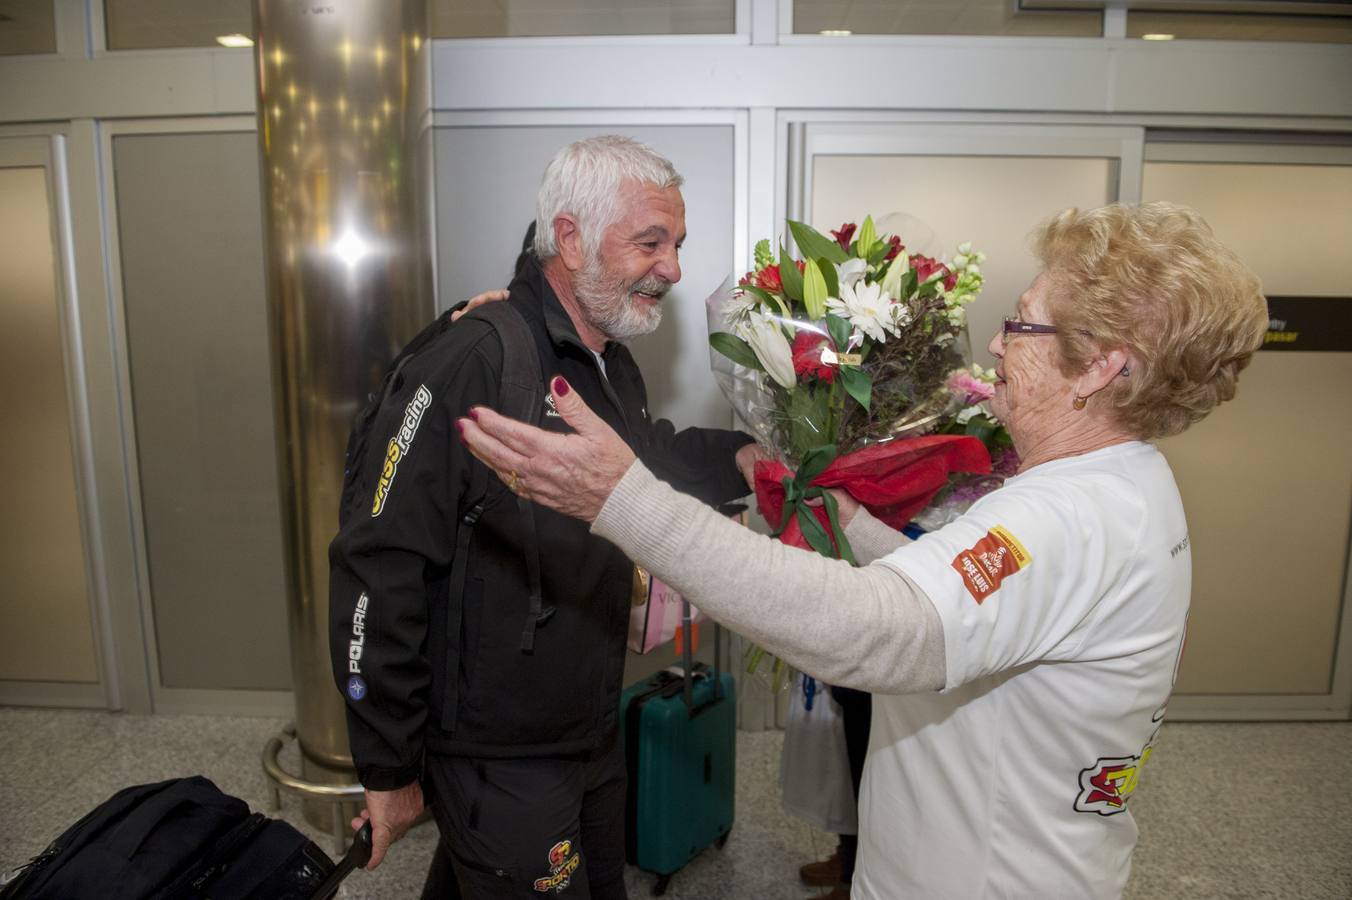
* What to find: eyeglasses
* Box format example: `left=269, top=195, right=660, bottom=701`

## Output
left=1001, top=316, right=1057, bottom=346
left=1000, top=316, right=1131, bottom=376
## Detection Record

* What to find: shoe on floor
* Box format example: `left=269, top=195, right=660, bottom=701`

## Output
left=799, top=852, right=842, bottom=886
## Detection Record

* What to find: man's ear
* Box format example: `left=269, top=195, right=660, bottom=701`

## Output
left=554, top=214, right=585, bottom=272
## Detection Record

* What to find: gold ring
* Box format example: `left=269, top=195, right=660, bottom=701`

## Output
left=507, top=470, right=519, bottom=492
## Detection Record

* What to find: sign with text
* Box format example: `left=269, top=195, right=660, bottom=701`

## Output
left=1262, top=296, right=1352, bottom=352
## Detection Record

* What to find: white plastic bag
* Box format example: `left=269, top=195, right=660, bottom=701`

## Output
left=778, top=677, right=858, bottom=835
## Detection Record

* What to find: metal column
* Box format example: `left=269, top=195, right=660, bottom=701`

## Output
left=252, top=0, right=435, bottom=837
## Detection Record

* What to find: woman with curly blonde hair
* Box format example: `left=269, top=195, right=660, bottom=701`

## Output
left=460, top=201, right=1268, bottom=899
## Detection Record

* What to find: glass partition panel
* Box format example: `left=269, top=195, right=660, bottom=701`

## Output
left=112, top=130, right=291, bottom=692
left=0, top=162, right=98, bottom=683
left=0, top=0, right=56, bottom=54
left=794, top=0, right=1101, bottom=36
left=1129, top=12, right=1352, bottom=42
left=432, top=0, right=734, bottom=37
left=812, top=154, right=1116, bottom=368
left=1145, top=158, right=1352, bottom=696
left=105, top=0, right=250, bottom=50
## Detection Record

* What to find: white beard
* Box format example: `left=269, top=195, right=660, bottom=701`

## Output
left=574, top=253, right=668, bottom=341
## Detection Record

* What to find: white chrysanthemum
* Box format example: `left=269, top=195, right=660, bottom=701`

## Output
left=736, top=310, right=796, bottom=389
left=826, top=280, right=900, bottom=344
left=723, top=290, right=760, bottom=327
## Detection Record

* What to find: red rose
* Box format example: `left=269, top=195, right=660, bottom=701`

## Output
left=830, top=223, right=857, bottom=252
left=911, top=253, right=957, bottom=292
left=792, top=331, right=837, bottom=384
left=884, top=235, right=904, bottom=262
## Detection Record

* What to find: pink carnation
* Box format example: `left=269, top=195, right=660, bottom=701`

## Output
left=948, top=371, right=995, bottom=404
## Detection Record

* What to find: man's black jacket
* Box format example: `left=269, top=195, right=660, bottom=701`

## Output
left=329, top=254, right=753, bottom=790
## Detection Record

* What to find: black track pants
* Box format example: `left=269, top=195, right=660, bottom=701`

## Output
left=422, top=732, right=628, bottom=899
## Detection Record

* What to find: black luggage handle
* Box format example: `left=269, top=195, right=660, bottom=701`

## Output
left=313, top=822, right=372, bottom=900
left=678, top=601, right=724, bottom=717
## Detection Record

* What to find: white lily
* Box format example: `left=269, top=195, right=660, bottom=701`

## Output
left=835, top=257, right=869, bottom=290
left=827, top=279, right=900, bottom=344
left=737, top=310, right=796, bottom=389
left=723, top=289, right=761, bottom=327
left=880, top=252, right=908, bottom=300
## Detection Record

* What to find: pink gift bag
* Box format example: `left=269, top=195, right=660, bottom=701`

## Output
left=627, top=567, right=705, bottom=655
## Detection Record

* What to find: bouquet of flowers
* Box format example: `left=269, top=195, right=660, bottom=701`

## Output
left=707, top=217, right=998, bottom=687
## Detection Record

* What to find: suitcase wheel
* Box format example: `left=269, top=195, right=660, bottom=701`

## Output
left=652, top=873, right=672, bottom=896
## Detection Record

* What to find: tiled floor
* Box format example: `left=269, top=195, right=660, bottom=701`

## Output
left=1, top=708, right=1349, bottom=898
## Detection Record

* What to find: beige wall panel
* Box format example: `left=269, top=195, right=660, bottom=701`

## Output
left=1144, top=159, right=1352, bottom=695
left=812, top=154, right=1115, bottom=366
left=1143, top=162, right=1352, bottom=295
left=113, top=132, right=291, bottom=692
left=0, top=165, right=98, bottom=683
left=1159, top=353, right=1352, bottom=694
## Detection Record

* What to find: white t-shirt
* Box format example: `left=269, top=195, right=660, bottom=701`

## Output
left=855, top=442, right=1191, bottom=900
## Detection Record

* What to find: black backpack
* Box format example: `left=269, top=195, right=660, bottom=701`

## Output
left=334, top=302, right=553, bottom=732
left=0, top=776, right=370, bottom=900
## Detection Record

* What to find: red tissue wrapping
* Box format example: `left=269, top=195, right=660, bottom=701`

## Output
left=754, top=435, right=992, bottom=552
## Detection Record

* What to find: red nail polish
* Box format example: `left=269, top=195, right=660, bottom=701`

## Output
left=552, top=376, right=570, bottom=396
left=455, top=420, right=465, bottom=436
left=468, top=407, right=480, bottom=421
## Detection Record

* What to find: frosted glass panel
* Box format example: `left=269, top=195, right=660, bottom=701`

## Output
left=1145, top=159, right=1352, bottom=695
left=104, top=0, right=250, bottom=50
left=1129, top=12, right=1352, bottom=43
left=433, top=0, right=734, bottom=36
left=812, top=154, right=1116, bottom=367
left=113, top=132, right=291, bottom=692
left=0, top=165, right=98, bottom=683
left=795, top=0, right=1101, bottom=36
left=0, top=0, right=56, bottom=55
left=105, top=0, right=734, bottom=45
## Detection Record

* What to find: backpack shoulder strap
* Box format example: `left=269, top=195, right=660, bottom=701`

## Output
left=438, top=301, right=552, bottom=734
left=467, top=303, right=550, bottom=654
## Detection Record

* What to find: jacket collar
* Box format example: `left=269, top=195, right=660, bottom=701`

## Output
left=521, top=253, right=624, bottom=360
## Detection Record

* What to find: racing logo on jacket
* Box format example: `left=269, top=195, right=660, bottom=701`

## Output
left=951, top=525, right=1030, bottom=603
left=532, top=839, right=581, bottom=893
left=371, top=384, right=432, bottom=517
left=1074, top=740, right=1156, bottom=816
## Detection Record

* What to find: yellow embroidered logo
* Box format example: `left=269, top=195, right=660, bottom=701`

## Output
left=951, top=525, right=1031, bottom=603
left=371, top=384, right=432, bottom=517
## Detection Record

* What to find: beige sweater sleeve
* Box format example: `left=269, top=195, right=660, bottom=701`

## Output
left=592, top=462, right=945, bottom=694
left=844, top=506, right=910, bottom=564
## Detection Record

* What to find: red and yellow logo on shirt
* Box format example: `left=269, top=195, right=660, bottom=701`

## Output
left=951, top=525, right=1031, bottom=603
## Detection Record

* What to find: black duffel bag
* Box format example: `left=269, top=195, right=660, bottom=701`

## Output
left=0, top=776, right=370, bottom=900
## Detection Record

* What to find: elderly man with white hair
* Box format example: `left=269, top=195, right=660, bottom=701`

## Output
left=329, top=136, right=763, bottom=898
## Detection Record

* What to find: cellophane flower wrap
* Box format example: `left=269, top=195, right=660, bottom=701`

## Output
left=707, top=217, right=995, bottom=688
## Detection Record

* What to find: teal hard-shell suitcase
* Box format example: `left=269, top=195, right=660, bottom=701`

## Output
left=620, top=619, right=735, bottom=896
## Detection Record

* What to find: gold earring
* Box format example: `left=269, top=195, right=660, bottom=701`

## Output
left=1072, top=395, right=1087, bottom=410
